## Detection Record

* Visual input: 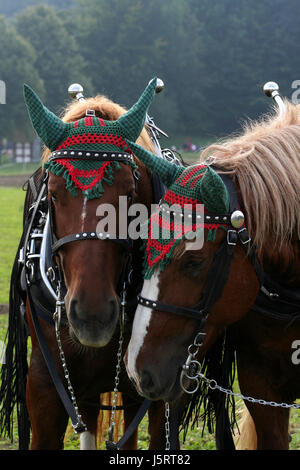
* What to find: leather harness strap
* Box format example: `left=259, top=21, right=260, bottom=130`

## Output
left=51, top=231, right=132, bottom=253
left=23, top=151, right=168, bottom=443
left=137, top=172, right=264, bottom=326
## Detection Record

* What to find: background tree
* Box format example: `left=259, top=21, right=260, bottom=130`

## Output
left=0, top=16, right=43, bottom=139
left=0, top=0, right=299, bottom=142
left=14, top=4, right=93, bottom=115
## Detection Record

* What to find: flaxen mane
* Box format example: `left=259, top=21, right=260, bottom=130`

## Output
left=201, top=100, right=300, bottom=256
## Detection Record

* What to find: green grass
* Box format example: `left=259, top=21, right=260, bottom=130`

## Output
left=0, top=187, right=25, bottom=303
left=0, top=162, right=40, bottom=176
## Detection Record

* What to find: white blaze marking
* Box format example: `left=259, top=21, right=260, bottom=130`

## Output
left=81, top=195, right=88, bottom=232
left=126, top=271, right=160, bottom=386
left=80, top=431, right=96, bottom=450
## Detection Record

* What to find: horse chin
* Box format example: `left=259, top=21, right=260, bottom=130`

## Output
left=66, top=297, right=119, bottom=348
left=138, top=366, right=184, bottom=403
left=68, top=319, right=118, bottom=348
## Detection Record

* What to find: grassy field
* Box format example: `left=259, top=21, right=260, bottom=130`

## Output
left=0, top=175, right=300, bottom=450
left=0, top=187, right=25, bottom=304
left=0, top=162, right=40, bottom=176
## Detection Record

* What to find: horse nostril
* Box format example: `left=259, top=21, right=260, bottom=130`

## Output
left=140, top=369, right=156, bottom=393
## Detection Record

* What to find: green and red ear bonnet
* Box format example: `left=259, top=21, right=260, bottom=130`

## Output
left=23, top=78, right=158, bottom=199
left=24, top=78, right=230, bottom=277
left=124, top=141, right=230, bottom=278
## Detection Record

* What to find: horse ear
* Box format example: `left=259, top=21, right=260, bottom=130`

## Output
left=199, top=166, right=229, bottom=213
left=118, top=78, right=157, bottom=141
left=24, top=84, right=67, bottom=151
left=126, top=140, right=182, bottom=187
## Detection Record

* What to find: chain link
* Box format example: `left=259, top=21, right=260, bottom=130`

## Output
left=198, top=371, right=300, bottom=410
left=165, top=402, right=170, bottom=451
left=108, top=287, right=126, bottom=442
left=53, top=283, right=87, bottom=433
left=181, top=331, right=300, bottom=411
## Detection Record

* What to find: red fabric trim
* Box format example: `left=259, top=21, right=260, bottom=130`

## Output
left=56, top=133, right=131, bottom=152
left=84, top=116, right=93, bottom=127
left=98, top=118, right=106, bottom=126
left=190, top=173, right=205, bottom=189
left=179, top=165, right=206, bottom=187
left=145, top=210, right=226, bottom=269
left=74, top=120, right=79, bottom=128
left=55, top=158, right=111, bottom=191
left=164, top=190, right=199, bottom=208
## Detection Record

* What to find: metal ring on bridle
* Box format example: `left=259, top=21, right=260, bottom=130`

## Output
left=193, top=331, right=206, bottom=347
left=183, top=360, right=202, bottom=380
left=180, top=371, right=200, bottom=394
left=187, top=343, right=199, bottom=356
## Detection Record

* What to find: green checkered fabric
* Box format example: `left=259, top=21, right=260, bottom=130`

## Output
left=126, top=140, right=183, bottom=187
left=23, top=78, right=157, bottom=199
left=144, top=165, right=229, bottom=277
left=119, top=79, right=157, bottom=141
left=126, top=141, right=230, bottom=278
left=127, top=140, right=229, bottom=213
left=23, top=85, right=67, bottom=151
left=43, top=158, right=138, bottom=200
left=24, top=78, right=157, bottom=152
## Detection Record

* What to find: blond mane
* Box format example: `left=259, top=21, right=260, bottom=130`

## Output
left=201, top=100, right=300, bottom=255
left=41, top=94, right=154, bottom=164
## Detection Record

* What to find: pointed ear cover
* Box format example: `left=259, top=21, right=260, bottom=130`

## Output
left=198, top=166, right=229, bottom=213
left=118, top=77, right=157, bottom=141
left=126, top=140, right=182, bottom=187
left=24, top=84, right=67, bottom=151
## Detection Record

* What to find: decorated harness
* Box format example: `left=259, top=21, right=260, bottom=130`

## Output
left=18, top=78, right=181, bottom=441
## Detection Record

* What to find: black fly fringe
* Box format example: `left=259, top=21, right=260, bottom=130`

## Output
left=0, top=239, right=30, bottom=449
left=0, top=168, right=43, bottom=449
left=180, top=330, right=237, bottom=449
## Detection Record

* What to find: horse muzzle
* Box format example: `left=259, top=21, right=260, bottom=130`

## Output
left=67, top=297, right=119, bottom=347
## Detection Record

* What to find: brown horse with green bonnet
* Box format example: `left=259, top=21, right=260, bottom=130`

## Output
left=0, top=78, right=180, bottom=449
left=125, top=96, right=300, bottom=449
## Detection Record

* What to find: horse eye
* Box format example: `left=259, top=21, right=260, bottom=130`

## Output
left=182, top=257, right=204, bottom=278
left=50, top=192, right=58, bottom=202
left=183, top=259, right=200, bottom=269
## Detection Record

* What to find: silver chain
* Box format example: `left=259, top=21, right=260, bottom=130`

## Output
left=198, top=371, right=300, bottom=410
left=53, top=283, right=87, bottom=433
left=108, top=287, right=126, bottom=442
left=180, top=331, right=300, bottom=411
left=165, top=402, right=170, bottom=450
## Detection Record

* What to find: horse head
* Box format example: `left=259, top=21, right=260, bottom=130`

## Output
left=124, top=141, right=261, bottom=402
left=24, top=79, right=157, bottom=347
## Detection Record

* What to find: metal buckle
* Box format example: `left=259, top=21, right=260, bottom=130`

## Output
left=238, top=227, right=251, bottom=244
left=85, top=109, right=96, bottom=117
left=204, top=155, right=217, bottom=166
left=18, top=247, right=25, bottom=265
left=227, top=229, right=237, bottom=246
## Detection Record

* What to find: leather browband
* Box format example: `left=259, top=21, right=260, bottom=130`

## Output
left=49, top=149, right=134, bottom=164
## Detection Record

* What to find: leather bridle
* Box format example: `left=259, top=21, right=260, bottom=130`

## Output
left=137, top=172, right=264, bottom=329
left=23, top=149, right=142, bottom=433
left=47, top=149, right=139, bottom=255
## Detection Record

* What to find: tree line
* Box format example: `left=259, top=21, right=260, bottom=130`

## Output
left=0, top=0, right=299, bottom=143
